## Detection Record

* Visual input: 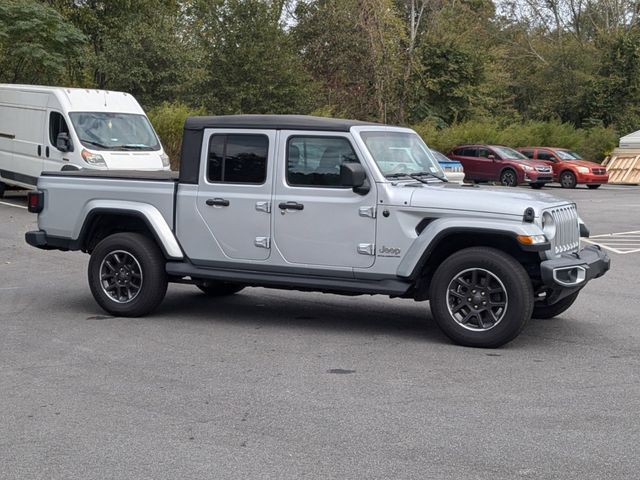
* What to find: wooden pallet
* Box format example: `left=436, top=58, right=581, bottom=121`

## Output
left=602, top=149, right=640, bottom=184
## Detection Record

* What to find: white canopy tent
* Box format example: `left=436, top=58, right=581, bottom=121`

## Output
left=619, top=130, right=640, bottom=148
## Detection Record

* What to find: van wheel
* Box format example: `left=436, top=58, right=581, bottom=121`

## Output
left=429, top=247, right=533, bottom=348
left=88, top=232, right=168, bottom=317
left=560, top=171, right=577, bottom=188
left=532, top=291, right=580, bottom=319
left=0, top=182, right=6, bottom=198
left=587, top=184, right=601, bottom=189
left=196, top=281, right=244, bottom=296
left=500, top=169, right=518, bottom=187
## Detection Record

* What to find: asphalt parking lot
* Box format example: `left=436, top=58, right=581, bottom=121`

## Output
left=1, top=184, right=639, bottom=480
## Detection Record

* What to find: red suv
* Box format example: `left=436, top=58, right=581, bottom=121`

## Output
left=517, top=147, right=609, bottom=189
left=448, top=145, right=553, bottom=188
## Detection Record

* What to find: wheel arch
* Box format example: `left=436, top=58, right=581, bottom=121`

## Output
left=500, top=165, right=520, bottom=183
left=77, top=205, right=183, bottom=260
left=398, top=219, right=544, bottom=298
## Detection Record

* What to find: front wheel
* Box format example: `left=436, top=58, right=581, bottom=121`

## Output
left=429, top=247, right=533, bottom=348
left=587, top=184, right=601, bottom=189
left=88, top=232, right=168, bottom=317
left=560, top=171, right=577, bottom=189
left=532, top=291, right=580, bottom=319
left=500, top=169, right=518, bottom=187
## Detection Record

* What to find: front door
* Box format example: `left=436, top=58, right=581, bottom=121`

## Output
left=536, top=149, right=559, bottom=180
left=273, top=132, right=377, bottom=268
left=44, top=111, right=72, bottom=171
left=195, top=129, right=276, bottom=261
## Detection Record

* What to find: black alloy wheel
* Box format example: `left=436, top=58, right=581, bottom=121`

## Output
left=500, top=169, right=517, bottom=187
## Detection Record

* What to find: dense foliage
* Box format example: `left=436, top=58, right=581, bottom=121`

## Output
left=2, top=0, right=638, bottom=162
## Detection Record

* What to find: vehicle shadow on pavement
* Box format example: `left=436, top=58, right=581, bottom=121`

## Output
left=155, top=287, right=451, bottom=344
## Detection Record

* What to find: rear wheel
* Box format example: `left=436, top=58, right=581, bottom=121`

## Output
left=88, top=232, right=168, bottom=317
left=530, top=182, right=545, bottom=189
left=560, top=170, right=577, bottom=189
left=532, top=291, right=580, bottom=319
left=196, top=281, right=244, bottom=296
left=500, top=169, right=518, bottom=187
left=587, top=184, right=601, bottom=190
left=429, top=247, right=533, bottom=348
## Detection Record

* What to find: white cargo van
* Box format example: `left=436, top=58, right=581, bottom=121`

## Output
left=0, top=84, right=169, bottom=196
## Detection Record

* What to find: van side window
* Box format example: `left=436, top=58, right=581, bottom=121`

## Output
left=286, top=136, right=359, bottom=187
left=49, top=112, right=70, bottom=148
left=207, top=134, right=268, bottom=184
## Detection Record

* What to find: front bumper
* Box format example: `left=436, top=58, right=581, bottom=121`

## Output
left=525, top=171, right=553, bottom=183
left=539, top=244, right=610, bottom=301
left=578, top=173, right=609, bottom=184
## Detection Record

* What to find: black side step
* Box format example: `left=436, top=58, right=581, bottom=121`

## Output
left=166, top=262, right=411, bottom=296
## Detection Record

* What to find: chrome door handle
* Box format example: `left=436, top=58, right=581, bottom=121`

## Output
left=278, top=201, right=304, bottom=211
left=206, top=198, right=230, bottom=207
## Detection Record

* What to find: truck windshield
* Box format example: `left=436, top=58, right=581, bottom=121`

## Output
left=360, top=131, right=446, bottom=180
left=69, top=112, right=160, bottom=151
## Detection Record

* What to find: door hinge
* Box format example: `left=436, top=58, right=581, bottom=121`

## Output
left=359, top=206, right=376, bottom=218
left=255, top=201, right=271, bottom=213
left=357, top=243, right=376, bottom=256
left=255, top=236, right=271, bottom=249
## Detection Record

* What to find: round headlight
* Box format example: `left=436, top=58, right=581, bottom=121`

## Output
left=542, top=211, right=556, bottom=239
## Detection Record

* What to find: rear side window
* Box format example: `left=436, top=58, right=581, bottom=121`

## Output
left=49, top=112, right=70, bottom=148
left=286, top=136, right=359, bottom=187
left=207, top=134, right=268, bottom=184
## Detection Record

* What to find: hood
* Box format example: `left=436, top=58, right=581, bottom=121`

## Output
left=510, top=158, right=549, bottom=168
left=408, top=183, right=572, bottom=217
left=560, top=159, right=601, bottom=169
left=100, top=151, right=165, bottom=170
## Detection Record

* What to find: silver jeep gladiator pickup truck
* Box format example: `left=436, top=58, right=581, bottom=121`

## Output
left=25, top=115, right=610, bottom=347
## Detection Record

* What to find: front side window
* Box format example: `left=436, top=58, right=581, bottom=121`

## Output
left=360, top=131, right=445, bottom=179
left=478, top=148, right=491, bottom=158
left=537, top=150, right=556, bottom=161
left=287, top=136, right=358, bottom=187
left=207, top=134, right=268, bottom=184
left=49, top=112, right=70, bottom=148
left=69, top=112, right=160, bottom=151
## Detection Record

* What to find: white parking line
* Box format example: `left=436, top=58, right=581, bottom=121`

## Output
left=582, top=230, right=640, bottom=254
left=0, top=200, right=27, bottom=210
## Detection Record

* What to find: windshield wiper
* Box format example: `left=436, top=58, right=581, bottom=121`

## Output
left=116, top=144, right=153, bottom=150
left=409, top=171, right=448, bottom=183
left=80, top=139, right=110, bottom=149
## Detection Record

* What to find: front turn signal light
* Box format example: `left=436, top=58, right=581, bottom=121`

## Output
left=517, top=234, right=547, bottom=245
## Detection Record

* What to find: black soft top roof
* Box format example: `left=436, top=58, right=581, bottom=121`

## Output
left=184, top=115, right=380, bottom=132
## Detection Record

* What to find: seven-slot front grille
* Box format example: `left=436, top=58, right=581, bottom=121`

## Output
left=546, top=205, right=580, bottom=255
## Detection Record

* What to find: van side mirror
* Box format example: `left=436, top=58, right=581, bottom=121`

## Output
left=56, top=132, right=72, bottom=152
left=340, top=162, right=369, bottom=194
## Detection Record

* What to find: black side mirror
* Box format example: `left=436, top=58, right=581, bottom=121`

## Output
left=56, top=132, right=72, bottom=152
left=340, top=162, right=369, bottom=194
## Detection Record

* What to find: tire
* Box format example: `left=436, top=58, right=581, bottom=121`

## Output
left=0, top=181, right=6, bottom=198
left=428, top=247, right=533, bottom=348
left=500, top=169, right=518, bottom=187
left=530, top=182, right=545, bottom=189
left=587, top=184, right=601, bottom=189
left=560, top=170, right=577, bottom=189
left=196, top=281, right=244, bottom=296
left=532, top=291, right=580, bottom=319
left=88, top=232, right=168, bottom=317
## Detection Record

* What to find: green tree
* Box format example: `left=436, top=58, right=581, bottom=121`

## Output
left=0, top=0, right=85, bottom=84
left=187, top=0, right=314, bottom=115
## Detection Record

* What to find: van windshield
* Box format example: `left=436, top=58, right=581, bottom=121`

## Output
left=69, top=112, right=160, bottom=151
left=360, top=131, right=446, bottom=181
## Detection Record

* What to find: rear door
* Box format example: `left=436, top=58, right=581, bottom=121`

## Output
left=273, top=131, right=377, bottom=268
left=195, top=129, right=276, bottom=261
